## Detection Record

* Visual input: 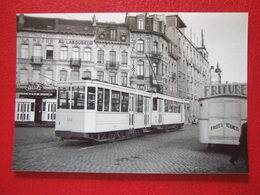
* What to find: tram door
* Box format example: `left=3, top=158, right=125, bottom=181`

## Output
left=144, top=97, right=150, bottom=127
left=129, top=94, right=135, bottom=128
left=158, top=99, right=163, bottom=124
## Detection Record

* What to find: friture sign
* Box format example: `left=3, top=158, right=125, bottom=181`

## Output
left=204, top=83, right=247, bottom=97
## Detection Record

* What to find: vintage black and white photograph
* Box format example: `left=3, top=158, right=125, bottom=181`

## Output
left=13, top=12, right=248, bottom=173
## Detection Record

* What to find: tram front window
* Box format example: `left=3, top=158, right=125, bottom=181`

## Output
left=87, top=87, right=96, bottom=110
left=72, top=86, right=85, bottom=109
left=58, top=87, right=70, bottom=109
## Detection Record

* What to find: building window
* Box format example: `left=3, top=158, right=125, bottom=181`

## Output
left=72, top=47, right=80, bottom=59
left=46, top=45, right=54, bottom=59
left=121, top=51, right=128, bottom=65
left=71, top=70, right=79, bottom=81
left=137, top=39, right=144, bottom=53
left=32, top=70, right=41, bottom=82
left=109, top=72, right=116, bottom=83
left=60, top=46, right=68, bottom=60
left=21, top=44, right=29, bottom=58
left=97, top=71, right=104, bottom=81
left=137, top=19, right=144, bottom=30
left=110, top=29, right=116, bottom=41
left=162, top=63, right=164, bottom=76
left=137, top=61, right=144, bottom=77
left=153, top=63, right=158, bottom=75
left=33, top=45, right=42, bottom=57
left=45, top=70, right=53, bottom=84
left=121, top=72, right=127, bottom=86
left=20, top=69, right=28, bottom=84
left=60, top=70, right=67, bottom=81
left=109, top=51, right=116, bottom=65
left=97, top=50, right=104, bottom=63
left=153, top=21, right=158, bottom=32
left=82, top=71, right=91, bottom=79
left=153, top=41, right=158, bottom=54
left=83, top=47, right=91, bottom=62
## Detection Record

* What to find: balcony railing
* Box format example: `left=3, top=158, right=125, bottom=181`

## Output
left=150, top=52, right=162, bottom=59
left=70, top=58, right=81, bottom=67
left=105, top=61, right=119, bottom=69
left=31, top=56, right=43, bottom=65
left=169, top=52, right=179, bottom=61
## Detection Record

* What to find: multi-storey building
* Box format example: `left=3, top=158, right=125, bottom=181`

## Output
left=15, top=13, right=211, bottom=124
left=125, top=13, right=178, bottom=97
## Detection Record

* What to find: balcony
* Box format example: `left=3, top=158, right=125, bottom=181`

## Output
left=169, top=52, right=179, bottom=61
left=105, top=61, right=119, bottom=69
left=31, top=56, right=43, bottom=65
left=70, top=58, right=81, bottom=67
left=152, top=75, right=164, bottom=85
left=150, top=52, right=162, bottom=60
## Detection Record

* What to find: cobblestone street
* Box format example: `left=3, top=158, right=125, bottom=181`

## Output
left=13, top=125, right=248, bottom=173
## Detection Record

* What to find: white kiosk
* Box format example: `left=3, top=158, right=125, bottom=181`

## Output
left=199, top=83, right=247, bottom=145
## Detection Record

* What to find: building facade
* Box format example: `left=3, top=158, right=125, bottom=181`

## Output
left=16, top=13, right=211, bottom=124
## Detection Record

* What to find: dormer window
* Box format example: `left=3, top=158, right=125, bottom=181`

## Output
left=153, top=21, right=158, bottom=32
left=137, top=19, right=144, bottom=30
left=110, top=29, right=116, bottom=41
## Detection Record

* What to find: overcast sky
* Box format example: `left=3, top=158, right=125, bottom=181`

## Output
left=25, top=13, right=248, bottom=83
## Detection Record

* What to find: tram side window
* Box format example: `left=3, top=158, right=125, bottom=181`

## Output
left=137, top=95, right=143, bottom=112
left=121, top=92, right=129, bottom=112
left=111, top=90, right=120, bottom=112
left=104, top=89, right=110, bottom=112
left=165, top=100, right=169, bottom=112
left=97, top=88, right=103, bottom=111
left=87, top=87, right=96, bottom=110
left=58, top=87, right=70, bottom=109
left=153, top=98, right=158, bottom=111
left=169, top=101, right=173, bottom=113
left=72, top=86, right=85, bottom=109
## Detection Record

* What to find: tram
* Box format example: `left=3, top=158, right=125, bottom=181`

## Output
left=199, top=83, right=247, bottom=146
left=55, top=80, right=188, bottom=142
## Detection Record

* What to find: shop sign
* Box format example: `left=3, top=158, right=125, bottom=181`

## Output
left=58, top=39, right=93, bottom=45
left=204, top=83, right=247, bottom=97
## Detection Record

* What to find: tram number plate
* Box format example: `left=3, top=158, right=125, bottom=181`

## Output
left=67, top=117, right=73, bottom=122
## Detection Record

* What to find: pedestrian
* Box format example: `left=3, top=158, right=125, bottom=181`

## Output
left=229, top=122, right=248, bottom=166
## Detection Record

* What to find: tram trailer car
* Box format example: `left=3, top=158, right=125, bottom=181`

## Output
left=55, top=80, right=188, bottom=142
left=151, top=93, right=188, bottom=131
left=199, top=84, right=247, bottom=146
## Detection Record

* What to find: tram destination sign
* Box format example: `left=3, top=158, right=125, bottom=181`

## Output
left=204, top=83, right=247, bottom=97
